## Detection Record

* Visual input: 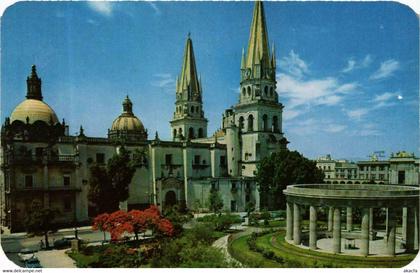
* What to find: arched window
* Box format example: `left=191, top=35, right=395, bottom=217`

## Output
left=242, top=88, right=246, bottom=96
left=262, top=114, right=268, bottom=131
left=239, top=116, right=244, bottom=131
left=196, top=106, right=199, bottom=113
left=178, top=128, right=183, bottom=137
left=247, top=115, right=254, bottom=132
left=188, top=127, right=194, bottom=139
left=272, top=116, right=279, bottom=132
left=264, top=86, right=268, bottom=96
left=198, top=128, right=203, bottom=138
left=247, top=86, right=251, bottom=96
left=173, top=129, right=177, bottom=138
left=270, top=87, right=274, bottom=97
left=191, top=106, right=194, bottom=113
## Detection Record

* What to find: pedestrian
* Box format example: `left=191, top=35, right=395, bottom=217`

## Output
left=39, top=239, right=44, bottom=250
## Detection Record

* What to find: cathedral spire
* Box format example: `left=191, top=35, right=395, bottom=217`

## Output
left=178, top=33, right=200, bottom=100
left=26, top=65, right=43, bottom=100
left=122, top=95, right=133, bottom=115
left=244, top=0, right=272, bottom=77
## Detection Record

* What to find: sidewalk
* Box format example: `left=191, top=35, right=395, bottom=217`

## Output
left=36, top=249, right=77, bottom=268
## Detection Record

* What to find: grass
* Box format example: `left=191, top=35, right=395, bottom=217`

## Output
left=68, top=250, right=100, bottom=268
left=249, top=219, right=286, bottom=228
left=229, top=230, right=418, bottom=268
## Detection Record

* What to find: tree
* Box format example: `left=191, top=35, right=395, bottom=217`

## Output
left=92, top=213, right=110, bottom=243
left=207, top=189, right=223, bottom=214
left=256, top=149, right=324, bottom=210
left=88, top=146, right=136, bottom=214
left=24, top=200, right=58, bottom=249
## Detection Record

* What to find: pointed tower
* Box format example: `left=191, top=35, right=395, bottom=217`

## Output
left=170, top=34, right=208, bottom=141
left=239, top=0, right=277, bottom=104
left=223, top=0, right=287, bottom=181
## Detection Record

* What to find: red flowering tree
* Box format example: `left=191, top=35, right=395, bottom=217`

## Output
left=92, top=213, right=110, bottom=243
left=92, top=206, right=174, bottom=243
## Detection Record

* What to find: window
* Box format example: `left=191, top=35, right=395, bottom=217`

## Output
left=191, top=106, right=194, bottom=113
left=64, top=198, right=72, bottom=212
left=96, top=153, right=105, bottom=164
left=231, top=182, right=237, bottom=190
left=220, top=156, right=226, bottom=166
left=173, top=129, right=177, bottom=138
left=63, top=176, right=70, bottom=187
left=247, top=115, right=254, bottom=132
left=264, top=86, right=268, bottom=96
left=165, top=154, right=173, bottom=165
left=270, top=87, right=274, bottom=96
left=379, top=174, right=384, bottom=180
left=398, top=171, right=405, bottom=184
left=231, top=200, right=237, bottom=212
left=188, top=127, right=194, bottom=139
left=25, top=175, right=33, bottom=188
left=242, top=88, right=246, bottom=96
left=35, top=147, right=43, bottom=158
left=247, top=86, right=251, bottom=96
left=328, top=166, right=331, bottom=170
left=198, top=128, right=203, bottom=138
left=194, top=155, right=201, bottom=165
left=178, top=128, right=183, bottom=137
left=262, top=114, right=268, bottom=131
left=272, top=116, right=279, bottom=132
left=238, top=116, right=244, bottom=130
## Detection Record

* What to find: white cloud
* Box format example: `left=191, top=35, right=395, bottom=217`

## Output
left=277, top=73, right=357, bottom=110
left=279, top=50, right=309, bottom=78
left=151, top=73, right=175, bottom=93
left=324, top=124, right=347, bottom=133
left=283, top=109, right=302, bottom=121
left=342, top=59, right=356, bottom=73
left=346, top=108, right=369, bottom=120
left=87, top=2, right=114, bottom=17
left=373, top=91, right=398, bottom=103
left=341, top=55, right=372, bottom=73
left=370, top=59, right=400, bottom=80
left=357, top=124, right=382, bottom=136
left=147, top=1, right=161, bottom=15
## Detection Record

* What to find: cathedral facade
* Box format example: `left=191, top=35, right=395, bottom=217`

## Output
left=1, top=1, right=287, bottom=232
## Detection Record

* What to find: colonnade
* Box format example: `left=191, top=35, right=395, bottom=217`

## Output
left=286, top=202, right=419, bottom=256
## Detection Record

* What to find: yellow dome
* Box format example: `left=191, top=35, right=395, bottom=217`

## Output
left=10, top=99, right=59, bottom=124
left=111, top=114, right=145, bottom=131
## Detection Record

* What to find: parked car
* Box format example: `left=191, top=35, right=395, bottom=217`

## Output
left=53, top=235, right=83, bottom=249
left=17, top=248, right=35, bottom=262
left=25, top=256, right=42, bottom=268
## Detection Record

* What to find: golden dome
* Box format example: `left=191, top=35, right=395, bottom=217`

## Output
left=10, top=99, right=59, bottom=125
left=111, top=115, right=145, bottom=131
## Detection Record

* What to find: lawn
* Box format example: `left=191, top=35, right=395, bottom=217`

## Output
left=229, top=230, right=418, bottom=268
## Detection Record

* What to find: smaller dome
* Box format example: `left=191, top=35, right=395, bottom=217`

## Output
left=109, top=96, right=147, bottom=141
left=111, top=115, right=145, bottom=131
left=10, top=99, right=59, bottom=125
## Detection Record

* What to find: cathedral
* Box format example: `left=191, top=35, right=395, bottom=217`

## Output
left=1, top=1, right=288, bottom=232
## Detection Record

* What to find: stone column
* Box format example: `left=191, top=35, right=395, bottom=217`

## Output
left=369, top=208, right=374, bottom=240
left=346, top=207, right=353, bottom=231
left=385, top=208, right=389, bottom=236
left=286, top=202, right=293, bottom=241
left=406, top=207, right=415, bottom=252
left=402, top=207, right=407, bottom=241
left=360, top=208, right=370, bottom=256
left=386, top=208, right=396, bottom=256
left=309, top=205, right=317, bottom=250
left=293, top=203, right=301, bottom=245
left=333, top=207, right=341, bottom=253
left=328, top=207, right=333, bottom=232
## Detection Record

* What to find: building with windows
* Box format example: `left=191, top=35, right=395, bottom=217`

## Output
left=316, top=152, right=419, bottom=185
left=0, top=1, right=288, bottom=232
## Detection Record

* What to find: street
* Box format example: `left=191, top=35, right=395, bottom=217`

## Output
left=1, top=227, right=110, bottom=267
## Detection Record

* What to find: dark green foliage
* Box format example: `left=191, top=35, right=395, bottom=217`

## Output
left=24, top=200, right=58, bottom=249
left=196, top=213, right=241, bottom=231
left=163, top=205, right=193, bottom=236
left=256, top=150, right=324, bottom=210
left=88, top=146, right=136, bottom=214
left=245, top=201, right=255, bottom=218
left=208, top=189, right=224, bottom=213
left=151, top=223, right=232, bottom=268
left=92, top=244, right=141, bottom=267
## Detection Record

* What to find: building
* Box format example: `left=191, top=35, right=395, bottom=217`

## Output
left=0, top=1, right=288, bottom=232
left=316, top=152, right=420, bottom=185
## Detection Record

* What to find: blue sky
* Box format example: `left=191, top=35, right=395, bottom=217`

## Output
left=1, top=1, right=418, bottom=160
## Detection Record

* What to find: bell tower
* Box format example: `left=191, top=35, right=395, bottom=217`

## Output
left=170, top=34, right=208, bottom=141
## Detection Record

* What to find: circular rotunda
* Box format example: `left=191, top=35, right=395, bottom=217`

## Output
left=283, top=184, right=419, bottom=256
